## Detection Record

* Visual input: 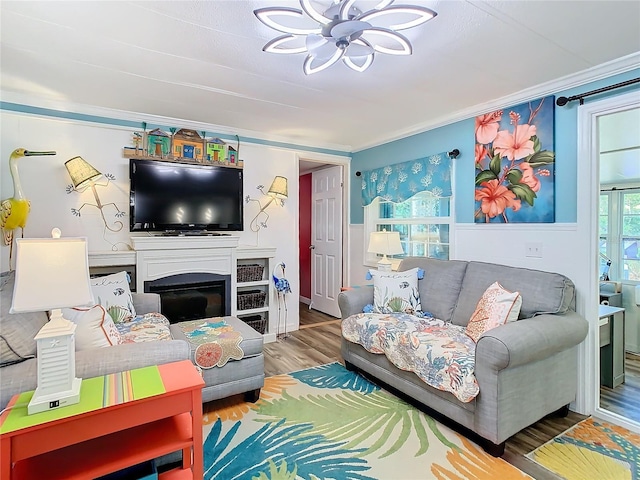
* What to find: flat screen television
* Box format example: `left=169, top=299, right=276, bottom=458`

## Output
left=129, top=158, right=243, bottom=232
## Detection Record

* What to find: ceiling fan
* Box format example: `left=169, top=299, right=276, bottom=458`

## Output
left=254, top=0, right=437, bottom=75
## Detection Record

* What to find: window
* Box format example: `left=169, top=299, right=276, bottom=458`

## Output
left=622, top=191, right=640, bottom=280
left=364, top=191, right=452, bottom=268
left=600, top=189, right=640, bottom=281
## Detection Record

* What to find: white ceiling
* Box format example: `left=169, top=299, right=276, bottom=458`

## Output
left=1, top=1, right=639, bottom=152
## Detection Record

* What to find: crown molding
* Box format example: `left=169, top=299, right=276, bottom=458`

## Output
left=0, top=91, right=353, bottom=156
left=353, top=52, right=640, bottom=152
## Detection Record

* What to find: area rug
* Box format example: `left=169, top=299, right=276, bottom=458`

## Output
left=526, top=417, right=640, bottom=480
left=201, top=362, right=531, bottom=479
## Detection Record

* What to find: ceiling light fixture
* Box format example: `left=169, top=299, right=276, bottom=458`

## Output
left=254, top=0, right=437, bottom=75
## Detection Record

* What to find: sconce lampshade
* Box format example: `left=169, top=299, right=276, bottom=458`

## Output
left=268, top=176, right=288, bottom=199
left=65, top=156, right=102, bottom=190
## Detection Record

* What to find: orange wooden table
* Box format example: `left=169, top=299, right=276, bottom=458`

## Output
left=0, top=360, right=205, bottom=480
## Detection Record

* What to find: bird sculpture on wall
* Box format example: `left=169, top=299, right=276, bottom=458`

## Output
left=1, top=148, right=57, bottom=268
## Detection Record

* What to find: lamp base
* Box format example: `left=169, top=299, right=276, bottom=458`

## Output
left=28, top=377, right=82, bottom=415
left=377, top=256, right=393, bottom=272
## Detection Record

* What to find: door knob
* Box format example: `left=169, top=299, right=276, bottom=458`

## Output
left=309, top=245, right=315, bottom=249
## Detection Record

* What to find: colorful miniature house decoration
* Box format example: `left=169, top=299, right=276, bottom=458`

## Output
left=173, top=129, right=204, bottom=161
left=146, top=128, right=171, bottom=157
left=206, top=138, right=227, bottom=163
left=123, top=126, right=242, bottom=169
left=227, top=146, right=237, bottom=165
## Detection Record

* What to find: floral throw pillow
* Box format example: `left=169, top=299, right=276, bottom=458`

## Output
left=369, top=268, right=422, bottom=315
left=90, top=271, right=137, bottom=323
left=62, top=305, right=122, bottom=350
left=465, top=281, right=522, bottom=342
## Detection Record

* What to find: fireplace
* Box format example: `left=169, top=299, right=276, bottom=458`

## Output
left=145, top=273, right=231, bottom=324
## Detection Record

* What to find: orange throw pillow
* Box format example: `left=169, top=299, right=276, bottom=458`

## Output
left=465, top=281, right=522, bottom=342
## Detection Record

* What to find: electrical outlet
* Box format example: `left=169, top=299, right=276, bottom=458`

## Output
left=525, top=242, right=543, bottom=258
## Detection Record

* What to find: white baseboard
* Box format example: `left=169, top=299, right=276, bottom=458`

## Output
left=299, top=296, right=311, bottom=305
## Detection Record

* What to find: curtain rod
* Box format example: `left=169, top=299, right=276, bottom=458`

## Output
left=556, top=78, right=640, bottom=106
left=600, top=185, right=640, bottom=192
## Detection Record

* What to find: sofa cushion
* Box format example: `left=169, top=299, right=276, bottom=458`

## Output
left=452, top=261, right=575, bottom=326
left=398, top=258, right=468, bottom=322
left=369, top=268, right=422, bottom=315
left=63, top=305, right=122, bottom=350
left=465, top=282, right=522, bottom=342
left=0, top=274, right=47, bottom=367
left=91, top=271, right=137, bottom=323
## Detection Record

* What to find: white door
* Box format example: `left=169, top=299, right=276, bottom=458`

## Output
left=311, top=165, right=343, bottom=318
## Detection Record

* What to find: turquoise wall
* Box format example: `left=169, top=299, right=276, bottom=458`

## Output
left=350, top=69, right=640, bottom=224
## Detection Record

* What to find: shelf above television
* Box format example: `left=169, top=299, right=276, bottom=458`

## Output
left=123, top=149, right=243, bottom=169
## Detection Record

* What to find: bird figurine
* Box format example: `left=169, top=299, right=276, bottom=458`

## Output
left=272, top=262, right=291, bottom=339
left=1, top=148, right=56, bottom=268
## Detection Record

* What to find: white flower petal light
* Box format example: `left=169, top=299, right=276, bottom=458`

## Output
left=254, top=7, right=322, bottom=35
left=304, top=47, right=345, bottom=75
left=362, top=27, right=412, bottom=55
left=254, top=0, right=437, bottom=75
left=359, top=6, right=437, bottom=30
left=264, top=34, right=308, bottom=54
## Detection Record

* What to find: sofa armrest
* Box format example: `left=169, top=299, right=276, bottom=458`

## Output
left=338, top=286, right=374, bottom=319
left=75, top=340, right=191, bottom=380
left=132, top=292, right=162, bottom=315
left=475, top=312, right=588, bottom=371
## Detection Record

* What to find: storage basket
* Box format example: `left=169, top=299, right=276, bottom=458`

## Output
left=237, top=290, right=267, bottom=310
left=237, top=264, right=264, bottom=282
left=241, top=314, right=267, bottom=334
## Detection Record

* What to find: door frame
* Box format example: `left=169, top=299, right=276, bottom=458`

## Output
left=297, top=153, right=351, bottom=309
left=577, top=89, right=640, bottom=433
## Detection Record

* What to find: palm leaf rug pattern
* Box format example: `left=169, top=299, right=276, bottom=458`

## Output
left=202, top=362, right=530, bottom=480
left=527, top=417, right=640, bottom=480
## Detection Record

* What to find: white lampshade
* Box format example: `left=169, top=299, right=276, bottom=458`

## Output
left=368, top=230, right=403, bottom=271
left=268, top=176, right=288, bottom=199
left=368, top=231, right=403, bottom=256
left=11, top=235, right=94, bottom=313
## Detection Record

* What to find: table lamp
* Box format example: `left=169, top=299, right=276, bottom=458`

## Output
left=368, top=230, right=403, bottom=272
left=10, top=228, right=94, bottom=414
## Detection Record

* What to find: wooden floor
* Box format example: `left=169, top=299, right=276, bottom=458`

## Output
left=600, top=352, right=640, bottom=423
left=261, top=303, right=593, bottom=479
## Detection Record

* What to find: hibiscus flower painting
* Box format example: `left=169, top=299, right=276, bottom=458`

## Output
left=474, top=96, right=555, bottom=223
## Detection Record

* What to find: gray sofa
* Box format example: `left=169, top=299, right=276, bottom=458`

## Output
left=338, top=258, right=589, bottom=456
left=1, top=274, right=264, bottom=410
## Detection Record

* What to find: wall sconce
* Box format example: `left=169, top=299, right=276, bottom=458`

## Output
left=65, top=156, right=125, bottom=232
left=10, top=228, right=94, bottom=414
left=245, top=176, right=288, bottom=232
left=368, top=229, right=403, bottom=271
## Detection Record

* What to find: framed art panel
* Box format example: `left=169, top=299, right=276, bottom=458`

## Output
left=474, top=96, right=555, bottom=223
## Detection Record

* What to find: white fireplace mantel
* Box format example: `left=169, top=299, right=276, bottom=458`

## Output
left=130, top=234, right=240, bottom=315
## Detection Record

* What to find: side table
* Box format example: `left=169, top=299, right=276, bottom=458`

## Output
left=1, top=360, right=204, bottom=480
